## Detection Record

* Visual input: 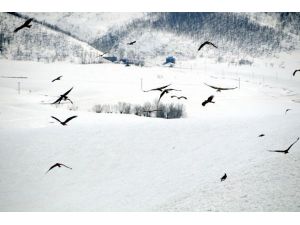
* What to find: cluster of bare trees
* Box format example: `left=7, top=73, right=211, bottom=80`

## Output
left=93, top=101, right=185, bottom=119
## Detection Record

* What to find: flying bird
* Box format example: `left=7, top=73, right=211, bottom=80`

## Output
left=14, top=18, right=33, bottom=33
left=171, top=95, right=187, bottom=100
left=158, top=88, right=181, bottom=104
left=268, top=137, right=299, bottom=154
left=202, top=95, right=215, bottom=106
left=198, top=41, right=218, bottom=51
left=258, top=134, right=265, bottom=137
left=96, top=52, right=108, bottom=58
left=293, top=69, right=300, bottom=76
left=285, top=109, right=291, bottom=114
left=52, top=87, right=73, bottom=104
left=127, top=41, right=136, bottom=45
left=204, top=83, right=237, bottom=92
left=51, top=115, right=77, bottom=126
left=220, top=173, right=227, bottom=182
left=51, top=76, right=62, bottom=82
left=45, top=163, right=72, bottom=174
left=143, top=84, right=172, bottom=92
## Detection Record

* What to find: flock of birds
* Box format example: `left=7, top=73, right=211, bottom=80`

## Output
left=12, top=17, right=300, bottom=181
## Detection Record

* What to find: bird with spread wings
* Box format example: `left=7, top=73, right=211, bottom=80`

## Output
left=14, top=18, right=33, bottom=33
left=52, top=87, right=73, bottom=104
left=198, top=41, right=218, bottom=51
left=45, top=163, right=72, bottom=174
left=268, top=137, right=299, bottom=154
left=51, top=115, right=78, bottom=126
left=204, top=83, right=237, bottom=92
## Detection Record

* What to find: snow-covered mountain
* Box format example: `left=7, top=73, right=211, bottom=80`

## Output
left=0, top=13, right=108, bottom=63
left=1, top=12, right=300, bottom=65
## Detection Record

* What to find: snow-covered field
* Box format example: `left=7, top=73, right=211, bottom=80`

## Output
left=0, top=55, right=300, bottom=211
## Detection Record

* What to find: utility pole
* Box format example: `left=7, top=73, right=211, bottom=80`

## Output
left=17, top=82, right=20, bottom=95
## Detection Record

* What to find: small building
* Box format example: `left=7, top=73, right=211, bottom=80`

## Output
left=165, top=56, right=176, bottom=64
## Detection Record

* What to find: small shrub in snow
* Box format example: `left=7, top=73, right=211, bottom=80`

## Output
left=117, top=102, right=131, bottom=114
left=93, top=104, right=104, bottom=113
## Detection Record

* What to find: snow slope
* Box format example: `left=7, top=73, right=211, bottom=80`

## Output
left=23, top=12, right=145, bottom=42
left=0, top=52, right=300, bottom=211
left=0, top=13, right=108, bottom=63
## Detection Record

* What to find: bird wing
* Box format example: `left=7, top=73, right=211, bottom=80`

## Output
left=51, top=96, right=63, bottom=104
left=143, top=84, right=171, bottom=92
left=286, top=137, right=300, bottom=151
left=204, top=83, right=236, bottom=91
left=45, top=164, right=58, bottom=174
left=198, top=42, right=207, bottom=51
left=52, top=76, right=61, bottom=82
left=179, top=96, right=187, bottom=99
left=218, top=87, right=237, bottom=90
left=62, top=87, right=73, bottom=97
left=202, top=100, right=207, bottom=106
left=170, top=95, right=176, bottom=98
left=293, top=70, right=299, bottom=76
left=207, top=95, right=214, bottom=102
left=166, top=88, right=181, bottom=92
left=207, top=41, right=218, bottom=48
left=13, top=26, right=23, bottom=33
left=204, top=83, right=219, bottom=90
left=268, top=150, right=285, bottom=153
left=51, top=116, right=62, bottom=124
left=66, top=98, right=73, bottom=104
left=24, top=18, right=33, bottom=26
left=60, top=164, right=72, bottom=170
left=63, top=115, right=78, bottom=124
left=285, top=109, right=291, bottom=114
left=158, top=90, right=167, bottom=103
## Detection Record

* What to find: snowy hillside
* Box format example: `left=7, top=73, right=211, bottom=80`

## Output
left=12, top=12, right=299, bottom=66
left=23, top=12, right=145, bottom=42
left=0, top=13, right=107, bottom=63
left=91, top=12, right=300, bottom=63
left=0, top=46, right=300, bottom=211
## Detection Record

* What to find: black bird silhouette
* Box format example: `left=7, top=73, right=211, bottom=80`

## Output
left=51, top=115, right=77, bottom=126
left=221, top=173, right=227, bottom=182
left=198, top=41, right=218, bottom=51
left=202, top=95, right=215, bottom=106
left=268, top=137, right=299, bottom=154
left=143, top=84, right=172, bottom=92
left=52, top=87, right=73, bottom=104
left=96, top=52, right=108, bottom=58
left=171, top=95, right=187, bottom=100
left=285, top=109, right=291, bottom=114
left=45, top=163, right=72, bottom=174
left=158, top=88, right=181, bottom=104
left=293, top=69, right=300, bottom=76
left=204, top=83, right=237, bottom=92
left=14, top=18, right=33, bottom=33
left=258, top=134, right=265, bottom=137
left=51, top=76, right=62, bottom=82
left=127, top=41, right=136, bottom=45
